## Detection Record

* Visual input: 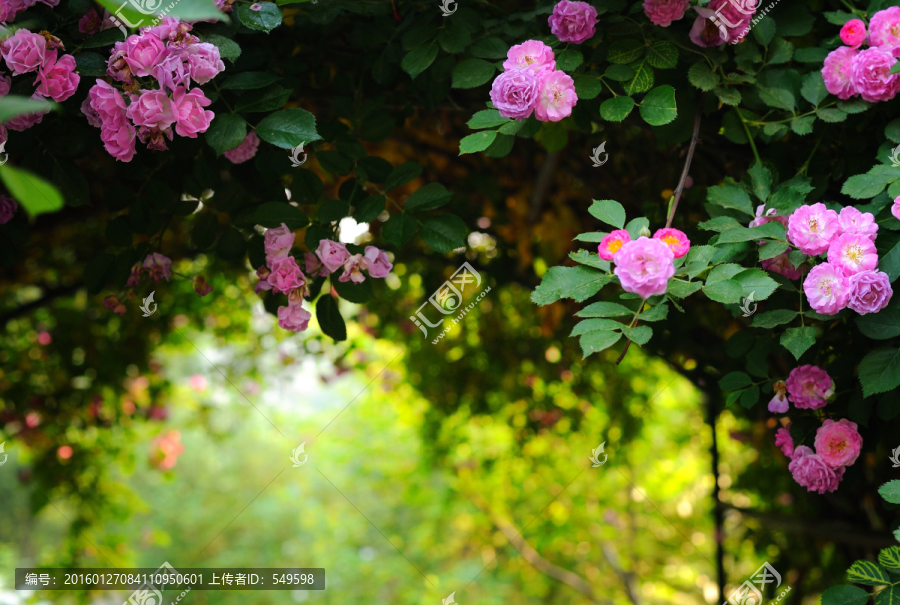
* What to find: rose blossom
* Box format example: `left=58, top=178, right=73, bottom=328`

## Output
left=838, top=206, right=878, bottom=241
left=868, top=6, right=900, bottom=50
left=749, top=204, right=789, bottom=229
left=848, top=270, right=893, bottom=314
left=339, top=254, right=366, bottom=284
left=5, top=94, right=50, bottom=131
left=785, top=364, right=833, bottom=410
left=304, top=252, right=329, bottom=278
left=489, top=68, right=541, bottom=120
left=255, top=266, right=273, bottom=293
left=0, top=72, right=10, bottom=97
left=502, top=40, right=556, bottom=74
left=814, top=419, right=862, bottom=468
left=0, top=0, right=28, bottom=22
left=107, top=43, right=133, bottom=84
left=224, top=131, right=260, bottom=164
left=266, top=256, right=306, bottom=294
left=840, top=18, right=868, bottom=48
left=787, top=203, right=840, bottom=256
left=768, top=380, right=788, bottom=413
left=643, top=0, right=690, bottom=27
left=0, top=30, right=47, bottom=75
left=690, top=0, right=754, bottom=47
left=101, top=121, right=137, bottom=162
left=192, top=275, right=213, bottom=297
left=0, top=195, right=18, bottom=224
left=821, top=47, right=859, bottom=100
left=184, top=42, right=225, bottom=85
left=761, top=251, right=803, bottom=280
left=142, top=253, right=172, bottom=283
left=152, top=51, right=191, bottom=91
left=126, top=89, right=177, bottom=130
left=171, top=87, right=214, bottom=137
left=35, top=54, right=80, bottom=102
left=653, top=228, right=690, bottom=258
left=103, top=295, right=127, bottom=316
left=534, top=70, right=577, bottom=122
left=775, top=425, right=794, bottom=458
left=89, top=79, right=128, bottom=123
left=79, top=8, right=104, bottom=35
left=827, top=233, right=878, bottom=276
left=548, top=0, right=598, bottom=44
left=123, top=34, right=169, bottom=78
left=613, top=236, right=676, bottom=299
left=277, top=300, right=311, bottom=332
left=893, top=195, right=900, bottom=221
left=363, top=246, right=392, bottom=278
left=598, top=229, right=631, bottom=261
left=803, top=262, right=850, bottom=315
left=316, top=239, right=350, bottom=273
left=142, top=17, right=196, bottom=47
left=264, top=223, right=295, bottom=264
left=850, top=47, right=900, bottom=103
left=788, top=445, right=845, bottom=494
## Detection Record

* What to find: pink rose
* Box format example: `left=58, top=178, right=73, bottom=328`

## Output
left=304, top=252, right=328, bottom=278
left=137, top=124, right=175, bottom=151
left=613, top=236, right=676, bottom=299
left=840, top=18, right=868, bottom=48
left=643, top=0, right=690, bottom=27
left=821, top=47, right=858, bottom=100
left=598, top=229, right=631, bottom=261
left=254, top=266, right=273, bottom=293
left=267, top=256, right=306, bottom=294
left=126, top=264, right=141, bottom=287
left=768, top=381, right=788, bottom=413
left=0, top=30, right=47, bottom=75
left=339, top=254, right=366, bottom=284
left=223, top=131, right=260, bottom=164
left=0, top=195, right=18, bottom=224
left=749, top=204, right=789, bottom=229
left=264, top=223, right=295, bottom=264
left=35, top=53, right=80, bottom=102
left=850, top=47, right=900, bottom=103
left=787, top=203, right=840, bottom=256
left=826, top=233, right=878, bottom=276
left=0, top=0, right=28, bottom=22
left=690, top=0, right=754, bottom=47
left=277, top=300, right=311, bottom=332
left=775, top=425, right=794, bottom=458
left=502, top=40, right=556, bottom=74
left=761, top=251, right=803, bottom=280
left=534, top=70, right=578, bottom=123
left=653, top=228, right=690, bottom=258
left=126, top=89, right=177, bottom=131
left=0, top=72, right=10, bottom=97
left=814, top=419, right=862, bottom=468
left=789, top=445, right=845, bottom=494
left=89, top=79, right=128, bottom=123
left=316, top=239, right=350, bottom=273
left=838, top=206, right=878, bottom=241
left=79, top=8, right=104, bottom=35
left=489, top=68, right=540, bottom=120
left=185, top=42, right=224, bottom=85
left=868, top=6, right=900, bottom=50
left=152, top=51, right=191, bottom=91
left=848, top=269, right=893, bottom=314
left=363, top=246, right=392, bottom=278
left=892, top=196, right=900, bottom=221
left=785, top=365, right=833, bottom=410
left=100, top=121, right=137, bottom=162
left=192, top=275, right=213, bottom=297
left=141, top=17, right=192, bottom=45
left=123, top=33, right=169, bottom=78
left=803, top=262, right=850, bottom=315
left=142, top=253, right=172, bottom=283
left=5, top=93, right=50, bottom=132
left=171, top=87, right=214, bottom=137
left=107, top=42, right=134, bottom=84
left=548, top=0, right=598, bottom=44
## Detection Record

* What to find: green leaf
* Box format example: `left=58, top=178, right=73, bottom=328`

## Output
left=688, top=61, right=720, bottom=92
left=576, top=301, right=635, bottom=318
left=622, top=325, right=652, bottom=345
left=235, top=84, right=291, bottom=113
left=556, top=49, right=583, bottom=71
left=459, top=131, right=498, bottom=154
left=740, top=384, right=760, bottom=408
left=571, top=318, right=626, bottom=336
left=237, top=2, right=282, bottom=32
left=219, top=72, right=281, bottom=90
left=781, top=326, right=817, bottom=360
left=316, top=151, right=353, bottom=176
left=733, top=268, right=779, bottom=300
left=386, top=162, right=423, bottom=191
left=470, top=36, right=508, bottom=59
left=801, top=72, right=828, bottom=106
left=254, top=201, right=310, bottom=229
left=402, top=42, right=439, bottom=80
left=83, top=253, right=114, bottom=295
left=580, top=331, right=623, bottom=358
left=716, top=222, right=785, bottom=243
left=81, top=27, right=125, bottom=48
left=875, top=585, right=900, bottom=605
left=817, top=108, right=848, bottom=123
left=316, top=295, right=347, bottom=342
left=886, top=118, right=900, bottom=143
left=74, top=52, right=107, bottom=77
left=859, top=348, right=900, bottom=397
left=608, top=39, right=644, bottom=64
left=821, top=585, right=872, bottom=605
left=878, top=546, right=900, bottom=572
left=331, top=277, right=374, bottom=304
left=0, top=95, right=54, bottom=122
left=0, top=164, right=64, bottom=219
left=714, top=87, right=742, bottom=106
left=639, top=85, right=677, bottom=126
left=588, top=199, right=626, bottom=229
left=198, top=34, right=241, bottom=62
left=604, top=64, right=635, bottom=82
left=720, top=371, right=752, bottom=391
left=708, top=185, right=754, bottom=216
left=451, top=58, right=495, bottom=88
left=532, top=266, right=612, bottom=305
left=752, top=18, right=776, bottom=45
left=205, top=113, right=248, bottom=155
left=639, top=303, right=668, bottom=322
left=573, top=76, right=603, bottom=100
left=838, top=98, right=871, bottom=114
left=216, top=228, right=247, bottom=262
left=847, top=560, right=891, bottom=586
left=624, top=217, right=649, bottom=240
left=600, top=96, right=636, bottom=122
left=256, top=109, right=321, bottom=150
left=703, top=280, right=743, bottom=304
left=467, top=109, right=509, bottom=130
left=569, top=250, right=610, bottom=270
left=354, top=195, right=386, bottom=223
left=646, top=41, right=678, bottom=69
left=769, top=38, right=794, bottom=64
left=856, top=308, right=900, bottom=340
left=699, top=216, right=745, bottom=232
left=535, top=121, right=567, bottom=152
left=383, top=213, right=418, bottom=248
left=791, top=116, right=816, bottom=136
left=318, top=199, right=351, bottom=223
left=748, top=163, right=772, bottom=202
left=668, top=280, right=703, bottom=298
left=405, top=183, right=452, bottom=212
left=438, top=19, right=471, bottom=54
left=879, top=480, right=900, bottom=504
left=624, top=61, right=654, bottom=95
left=484, top=133, right=514, bottom=157
left=757, top=85, right=796, bottom=111
left=752, top=309, right=797, bottom=329
left=842, top=165, right=900, bottom=200
left=421, top=214, right=467, bottom=253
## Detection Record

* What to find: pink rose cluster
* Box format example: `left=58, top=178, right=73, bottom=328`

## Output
left=599, top=227, right=689, bottom=299
left=255, top=224, right=393, bottom=333
left=548, top=0, right=598, bottom=44
left=490, top=39, right=578, bottom=123
left=0, top=0, right=58, bottom=26
left=769, top=366, right=861, bottom=494
left=689, top=0, right=756, bottom=47
left=642, top=0, right=690, bottom=28
left=0, top=30, right=80, bottom=139
left=83, top=17, right=222, bottom=162
left=822, top=8, right=900, bottom=103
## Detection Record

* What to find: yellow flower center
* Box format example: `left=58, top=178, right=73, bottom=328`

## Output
left=524, top=56, right=536, bottom=65
left=808, top=218, right=819, bottom=233
left=821, top=278, right=833, bottom=297
left=846, top=244, right=862, bottom=263
left=662, top=235, right=679, bottom=247
left=607, top=240, right=623, bottom=254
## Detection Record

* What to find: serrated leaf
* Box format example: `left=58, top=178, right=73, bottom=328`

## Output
left=624, top=61, right=654, bottom=95
left=878, top=546, right=900, bottom=572
left=688, top=61, right=720, bottom=92
left=639, top=303, right=668, bottom=321
left=856, top=308, right=900, bottom=340
left=791, top=116, right=816, bottom=135
left=600, top=96, right=636, bottom=122
left=720, top=371, right=752, bottom=391
left=668, top=280, right=703, bottom=298
left=577, top=301, right=636, bottom=318
left=386, top=162, right=423, bottom=191
left=859, top=347, right=900, bottom=397
left=821, top=585, right=871, bottom=605
left=383, top=213, right=418, bottom=248
left=421, top=214, right=467, bottom=253
left=748, top=163, right=772, bottom=202
left=880, top=480, right=900, bottom=504
left=580, top=331, right=623, bottom=358
left=639, top=85, right=677, bottom=126
left=588, top=199, right=626, bottom=229
left=571, top=318, right=625, bottom=336
left=847, top=560, right=891, bottom=586
left=316, top=294, right=346, bottom=342
left=752, top=309, right=797, bottom=328
left=402, top=43, right=439, bottom=79
left=467, top=109, right=510, bottom=130
left=817, top=108, right=848, bottom=123
left=781, top=326, right=816, bottom=360
left=608, top=39, right=644, bottom=64
left=459, top=130, right=498, bottom=154
left=451, top=58, right=495, bottom=88
left=404, top=183, right=452, bottom=212
left=714, top=87, right=742, bottom=106
left=647, top=41, right=678, bottom=69
left=703, top=280, right=743, bottom=304
left=622, top=325, right=652, bottom=345
left=758, top=85, right=796, bottom=111
left=801, top=71, right=828, bottom=106
left=532, top=266, right=613, bottom=305
left=708, top=185, right=754, bottom=216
